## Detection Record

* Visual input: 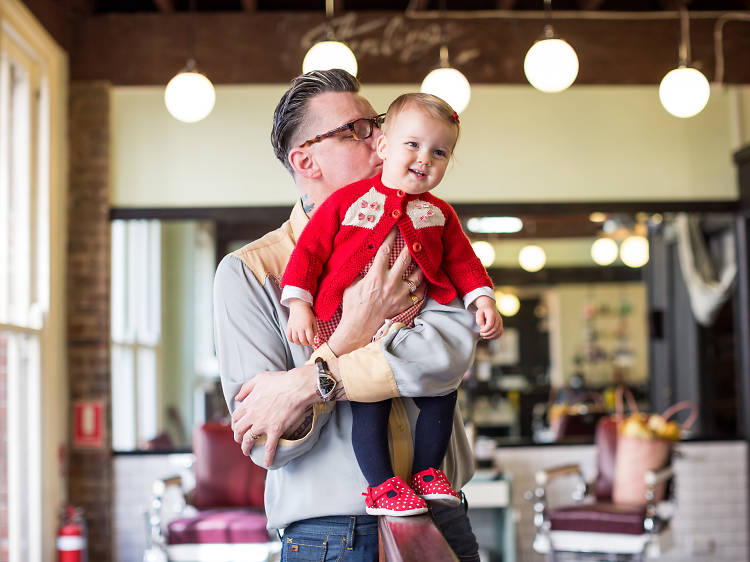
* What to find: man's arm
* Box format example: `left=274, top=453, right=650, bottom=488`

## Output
left=214, top=254, right=328, bottom=468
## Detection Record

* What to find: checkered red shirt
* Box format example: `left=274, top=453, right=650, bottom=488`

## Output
left=314, top=230, right=421, bottom=347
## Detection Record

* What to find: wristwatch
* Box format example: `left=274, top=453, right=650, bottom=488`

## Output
left=315, top=357, right=337, bottom=402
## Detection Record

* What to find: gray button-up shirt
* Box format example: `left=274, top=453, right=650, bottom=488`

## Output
left=214, top=201, right=478, bottom=531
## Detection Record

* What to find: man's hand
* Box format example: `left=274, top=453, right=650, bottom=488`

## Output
left=231, top=365, right=317, bottom=466
left=327, top=229, right=426, bottom=355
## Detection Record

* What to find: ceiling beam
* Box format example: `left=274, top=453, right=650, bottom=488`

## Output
left=407, top=0, right=430, bottom=10
left=152, top=0, right=175, bottom=13
left=69, top=11, right=750, bottom=85
left=577, top=0, right=605, bottom=9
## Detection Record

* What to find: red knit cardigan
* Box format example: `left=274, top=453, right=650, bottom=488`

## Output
left=281, top=174, right=493, bottom=322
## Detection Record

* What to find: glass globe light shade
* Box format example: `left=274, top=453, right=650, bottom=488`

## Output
left=471, top=241, right=495, bottom=268
left=658, top=66, right=710, bottom=118
left=421, top=67, right=471, bottom=114
left=164, top=71, right=216, bottom=123
left=302, top=41, right=358, bottom=77
left=620, top=235, right=649, bottom=268
left=519, top=245, right=546, bottom=272
left=524, top=38, right=579, bottom=93
left=591, top=237, right=619, bottom=266
left=494, top=291, right=521, bottom=317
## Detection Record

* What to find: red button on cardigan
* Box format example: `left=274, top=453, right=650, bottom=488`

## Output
left=396, top=190, right=405, bottom=197
left=391, top=209, right=402, bottom=219
left=412, top=242, right=422, bottom=253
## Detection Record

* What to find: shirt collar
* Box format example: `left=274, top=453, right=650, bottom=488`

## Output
left=290, top=199, right=308, bottom=243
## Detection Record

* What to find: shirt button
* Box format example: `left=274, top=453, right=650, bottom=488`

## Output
left=391, top=209, right=402, bottom=219
left=412, top=242, right=422, bottom=253
left=396, top=190, right=405, bottom=198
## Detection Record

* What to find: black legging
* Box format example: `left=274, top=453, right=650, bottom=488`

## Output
left=350, top=390, right=458, bottom=486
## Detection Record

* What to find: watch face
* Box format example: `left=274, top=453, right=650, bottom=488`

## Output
left=319, top=375, right=336, bottom=395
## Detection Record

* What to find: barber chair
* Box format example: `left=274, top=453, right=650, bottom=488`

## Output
left=144, top=421, right=280, bottom=562
left=529, top=417, right=674, bottom=561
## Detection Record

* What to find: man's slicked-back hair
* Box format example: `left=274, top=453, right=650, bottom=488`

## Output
left=271, top=69, right=361, bottom=176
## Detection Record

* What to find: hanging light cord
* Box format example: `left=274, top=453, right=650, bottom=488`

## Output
left=438, top=0, right=450, bottom=68
left=678, top=5, right=690, bottom=67
left=325, top=0, right=336, bottom=40
left=543, top=0, right=555, bottom=38
left=713, top=13, right=750, bottom=85
left=186, top=0, right=197, bottom=70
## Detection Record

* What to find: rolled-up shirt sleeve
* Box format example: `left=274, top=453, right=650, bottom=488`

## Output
left=337, top=297, right=478, bottom=402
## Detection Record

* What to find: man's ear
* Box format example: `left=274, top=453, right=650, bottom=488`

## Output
left=376, top=135, right=388, bottom=160
left=288, top=147, right=321, bottom=179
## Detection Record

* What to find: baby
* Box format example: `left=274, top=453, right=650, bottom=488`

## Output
left=281, top=92, right=502, bottom=516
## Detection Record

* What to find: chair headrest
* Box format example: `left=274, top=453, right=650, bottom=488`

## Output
left=191, top=422, right=267, bottom=510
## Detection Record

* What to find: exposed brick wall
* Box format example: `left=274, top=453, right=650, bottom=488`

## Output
left=0, top=334, right=7, bottom=562
left=67, top=81, right=113, bottom=561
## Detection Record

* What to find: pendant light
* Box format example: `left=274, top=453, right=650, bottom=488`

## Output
left=519, top=245, right=546, bottom=273
left=302, top=0, right=358, bottom=76
left=164, top=0, right=216, bottom=123
left=420, top=1, right=471, bottom=114
left=421, top=47, right=472, bottom=114
left=524, top=0, right=579, bottom=93
left=659, top=5, right=710, bottom=118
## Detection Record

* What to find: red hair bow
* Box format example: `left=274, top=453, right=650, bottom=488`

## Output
left=451, top=111, right=460, bottom=124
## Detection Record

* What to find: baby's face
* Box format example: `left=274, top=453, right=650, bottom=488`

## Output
left=376, top=106, right=457, bottom=195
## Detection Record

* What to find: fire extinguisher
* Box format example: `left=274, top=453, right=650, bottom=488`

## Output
left=57, top=505, right=87, bottom=562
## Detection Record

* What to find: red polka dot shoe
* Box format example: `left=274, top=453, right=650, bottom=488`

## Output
left=410, top=467, right=461, bottom=506
left=362, top=476, right=429, bottom=516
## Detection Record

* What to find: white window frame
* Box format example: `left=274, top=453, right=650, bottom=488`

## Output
left=0, top=1, right=67, bottom=558
left=110, top=219, right=162, bottom=451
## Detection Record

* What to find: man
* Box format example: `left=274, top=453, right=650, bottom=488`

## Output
left=214, top=69, right=482, bottom=561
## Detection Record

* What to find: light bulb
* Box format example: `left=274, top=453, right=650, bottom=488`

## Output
left=620, top=235, right=649, bottom=268
left=519, top=245, right=546, bottom=272
left=471, top=241, right=495, bottom=268
left=659, top=66, right=710, bottom=118
left=466, top=217, right=523, bottom=234
left=164, top=70, right=216, bottom=123
left=524, top=38, right=579, bottom=93
left=303, top=41, right=358, bottom=77
left=421, top=67, right=471, bottom=114
left=495, top=291, right=521, bottom=317
left=591, top=237, right=618, bottom=266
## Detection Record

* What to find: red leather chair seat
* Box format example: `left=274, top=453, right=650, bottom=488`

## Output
left=167, top=508, right=269, bottom=545
left=549, top=503, right=646, bottom=535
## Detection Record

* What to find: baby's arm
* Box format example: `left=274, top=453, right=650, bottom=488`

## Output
left=473, top=295, right=503, bottom=339
left=286, top=298, right=318, bottom=347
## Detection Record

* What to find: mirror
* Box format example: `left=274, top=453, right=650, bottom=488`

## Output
left=110, top=209, right=741, bottom=452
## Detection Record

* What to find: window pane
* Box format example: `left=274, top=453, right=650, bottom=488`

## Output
left=110, top=220, right=127, bottom=343
left=9, top=61, right=31, bottom=327
left=111, top=345, right=136, bottom=451
left=136, top=347, right=158, bottom=446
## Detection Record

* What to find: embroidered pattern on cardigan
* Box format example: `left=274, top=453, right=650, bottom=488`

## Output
left=406, top=199, right=446, bottom=229
left=342, top=187, right=386, bottom=230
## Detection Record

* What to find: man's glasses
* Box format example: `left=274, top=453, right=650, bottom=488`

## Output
left=298, top=113, right=386, bottom=148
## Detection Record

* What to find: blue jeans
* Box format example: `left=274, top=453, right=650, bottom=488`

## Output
left=280, top=496, right=480, bottom=562
left=281, top=515, right=379, bottom=561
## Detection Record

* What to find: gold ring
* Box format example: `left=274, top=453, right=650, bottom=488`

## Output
left=249, top=431, right=260, bottom=440
left=411, top=294, right=419, bottom=305
left=407, top=280, right=417, bottom=293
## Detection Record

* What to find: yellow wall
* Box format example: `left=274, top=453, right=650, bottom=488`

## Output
left=111, top=84, right=741, bottom=208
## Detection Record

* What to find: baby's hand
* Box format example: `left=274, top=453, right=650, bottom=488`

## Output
left=474, top=296, right=504, bottom=340
left=286, top=300, right=317, bottom=347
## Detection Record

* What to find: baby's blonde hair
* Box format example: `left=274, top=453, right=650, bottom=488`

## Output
left=384, top=93, right=460, bottom=147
